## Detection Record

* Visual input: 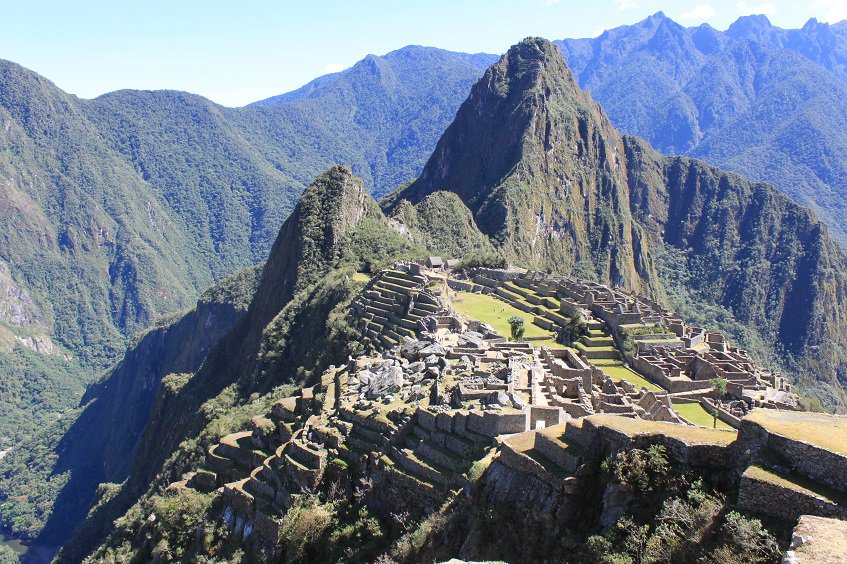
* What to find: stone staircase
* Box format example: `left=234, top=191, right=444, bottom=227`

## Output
left=386, top=409, right=492, bottom=488
left=351, top=269, right=444, bottom=350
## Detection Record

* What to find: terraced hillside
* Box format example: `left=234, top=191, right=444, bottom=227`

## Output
left=77, top=260, right=847, bottom=563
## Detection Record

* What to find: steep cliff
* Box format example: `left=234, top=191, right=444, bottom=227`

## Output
left=625, top=137, right=847, bottom=403
left=389, top=38, right=656, bottom=293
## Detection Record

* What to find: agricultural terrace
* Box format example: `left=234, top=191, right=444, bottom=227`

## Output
left=450, top=290, right=562, bottom=347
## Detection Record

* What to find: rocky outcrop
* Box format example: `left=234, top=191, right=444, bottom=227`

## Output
left=55, top=166, right=415, bottom=560
left=0, top=260, right=43, bottom=329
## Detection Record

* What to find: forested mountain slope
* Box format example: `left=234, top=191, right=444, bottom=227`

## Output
left=557, top=12, right=847, bottom=245
left=0, top=47, right=488, bottom=446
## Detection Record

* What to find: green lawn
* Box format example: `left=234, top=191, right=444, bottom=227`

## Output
left=351, top=272, right=372, bottom=283
left=600, top=363, right=663, bottom=392
left=673, top=401, right=733, bottom=430
left=590, top=414, right=737, bottom=445
left=452, top=291, right=560, bottom=347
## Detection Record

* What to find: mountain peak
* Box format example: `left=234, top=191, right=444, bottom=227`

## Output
left=390, top=37, right=646, bottom=289
left=392, top=37, right=589, bottom=210
left=484, top=37, right=579, bottom=102
left=727, top=14, right=774, bottom=40
left=251, top=164, right=376, bottom=326
left=644, top=11, right=668, bottom=24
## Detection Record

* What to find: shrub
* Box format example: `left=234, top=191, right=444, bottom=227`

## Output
left=710, top=511, right=782, bottom=564
left=564, top=313, right=589, bottom=344
left=281, top=495, right=335, bottom=560
left=612, top=446, right=670, bottom=493
left=458, top=251, right=507, bottom=270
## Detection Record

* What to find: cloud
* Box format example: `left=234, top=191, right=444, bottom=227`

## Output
left=808, top=0, right=847, bottom=22
left=324, top=63, right=345, bottom=73
left=679, top=3, right=716, bottom=20
left=614, top=0, right=640, bottom=9
left=737, top=0, right=777, bottom=15
left=541, top=0, right=561, bottom=5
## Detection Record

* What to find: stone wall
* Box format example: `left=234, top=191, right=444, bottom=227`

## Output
left=447, top=279, right=478, bottom=292
left=585, top=419, right=736, bottom=469
left=737, top=467, right=847, bottom=523
left=471, top=268, right=521, bottom=282
left=698, top=398, right=741, bottom=428
left=530, top=406, right=564, bottom=429
left=466, top=410, right=530, bottom=437
left=737, top=418, right=847, bottom=493
left=497, top=442, right=564, bottom=490
left=556, top=401, right=593, bottom=418
left=480, top=457, right=578, bottom=523
left=338, top=407, right=396, bottom=435
left=630, top=356, right=712, bottom=393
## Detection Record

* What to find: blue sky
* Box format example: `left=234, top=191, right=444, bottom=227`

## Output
left=2, top=0, right=844, bottom=106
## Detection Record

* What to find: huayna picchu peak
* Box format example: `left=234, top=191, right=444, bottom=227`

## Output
left=3, top=14, right=847, bottom=564
left=389, top=38, right=651, bottom=294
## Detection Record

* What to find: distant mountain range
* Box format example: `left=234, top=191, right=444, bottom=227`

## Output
left=0, top=47, right=490, bottom=445
left=557, top=12, right=847, bottom=246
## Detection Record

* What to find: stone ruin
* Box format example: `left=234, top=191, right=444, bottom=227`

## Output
left=161, top=263, right=828, bottom=561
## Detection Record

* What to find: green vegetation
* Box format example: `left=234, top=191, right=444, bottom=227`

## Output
left=456, top=251, right=508, bottom=270
left=389, top=36, right=847, bottom=411
left=450, top=291, right=558, bottom=345
left=600, top=363, right=663, bottom=393
left=390, top=192, right=494, bottom=259
left=584, top=490, right=781, bottom=564
left=672, top=401, right=734, bottom=430
left=586, top=449, right=782, bottom=564
left=0, top=46, right=493, bottom=466
left=0, top=409, right=76, bottom=540
left=605, top=445, right=671, bottom=494
left=5, top=30, right=847, bottom=561
left=0, top=264, right=262, bottom=546
left=559, top=13, right=847, bottom=250
left=563, top=313, right=589, bottom=345
left=507, top=316, right=525, bottom=341
left=0, top=347, right=88, bottom=447
left=351, top=272, right=372, bottom=284
left=53, top=167, right=427, bottom=559
left=708, top=378, right=729, bottom=429
left=388, top=505, right=451, bottom=562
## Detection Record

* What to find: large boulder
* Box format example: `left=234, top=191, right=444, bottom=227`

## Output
left=419, top=343, right=447, bottom=357
left=365, top=365, right=404, bottom=399
left=487, top=391, right=510, bottom=407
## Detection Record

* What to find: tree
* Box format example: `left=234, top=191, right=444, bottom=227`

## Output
left=563, top=313, right=588, bottom=345
left=508, top=316, right=525, bottom=341
left=708, top=377, right=728, bottom=428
